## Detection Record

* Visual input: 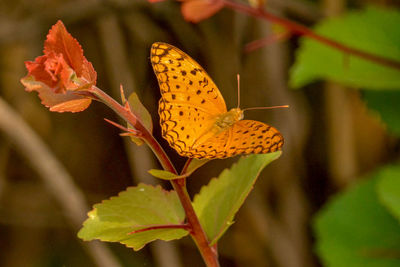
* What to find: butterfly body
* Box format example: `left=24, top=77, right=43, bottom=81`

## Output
left=151, top=42, right=283, bottom=159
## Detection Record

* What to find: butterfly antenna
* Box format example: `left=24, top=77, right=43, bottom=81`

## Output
left=237, top=74, right=241, bottom=108
left=242, top=105, right=290, bottom=112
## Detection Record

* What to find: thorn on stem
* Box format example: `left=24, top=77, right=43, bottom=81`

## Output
left=120, top=132, right=141, bottom=137
left=120, top=84, right=127, bottom=104
left=104, top=118, right=141, bottom=137
left=120, top=84, right=133, bottom=112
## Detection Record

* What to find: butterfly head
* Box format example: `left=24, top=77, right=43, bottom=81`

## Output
left=214, top=108, right=243, bottom=131
left=228, top=108, right=244, bottom=121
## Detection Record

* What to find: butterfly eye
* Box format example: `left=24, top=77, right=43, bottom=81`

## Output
left=238, top=111, right=244, bottom=120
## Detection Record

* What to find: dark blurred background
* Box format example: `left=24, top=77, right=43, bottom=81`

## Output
left=0, top=0, right=397, bottom=266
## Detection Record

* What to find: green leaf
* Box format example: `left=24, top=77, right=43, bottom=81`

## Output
left=363, top=90, right=400, bottom=136
left=148, top=159, right=210, bottom=180
left=148, top=169, right=177, bottom=180
left=185, top=158, right=210, bottom=175
left=78, top=184, right=188, bottom=251
left=377, top=165, right=400, bottom=222
left=290, top=7, right=400, bottom=89
left=314, top=175, right=400, bottom=267
left=128, top=92, right=153, bottom=132
left=193, top=152, right=281, bottom=245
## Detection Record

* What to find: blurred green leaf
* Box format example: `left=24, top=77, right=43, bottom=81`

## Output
left=290, top=7, right=400, bottom=89
left=78, top=184, right=188, bottom=251
left=185, top=158, right=210, bottom=176
left=193, top=152, right=281, bottom=245
left=363, top=90, right=400, bottom=136
left=377, top=165, right=400, bottom=222
left=314, top=175, right=400, bottom=267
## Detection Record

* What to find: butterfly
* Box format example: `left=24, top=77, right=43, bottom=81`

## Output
left=150, top=42, right=284, bottom=159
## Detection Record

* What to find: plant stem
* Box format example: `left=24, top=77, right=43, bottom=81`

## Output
left=91, top=87, right=219, bottom=267
left=173, top=178, right=220, bottom=267
left=223, top=0, right=400, bottom=70
left=181, top=158, right=193, bottom=175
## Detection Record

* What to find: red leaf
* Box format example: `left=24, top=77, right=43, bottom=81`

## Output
left=44, top=21, right=96, bottom=85
left=21, top=20, right=97, bottom=113
left=21, top=75, right=92, bottom=113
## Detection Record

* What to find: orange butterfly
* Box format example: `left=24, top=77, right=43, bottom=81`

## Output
left=151, top=42, right=284, bottom=159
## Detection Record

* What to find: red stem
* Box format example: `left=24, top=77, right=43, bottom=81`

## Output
left=90, top=87, right=219, bottom=267
left=173, top=178, right=219, bottom=266
left=181, top=158, right=194, bottom=175
left=223, top=0, right=400, bottom=70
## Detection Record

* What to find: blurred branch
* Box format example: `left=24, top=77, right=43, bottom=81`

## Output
left=244, top=30, right=291, bottom=53
left=224, top=0, right=400, bottom=70
left=260, top=17, right=312, bottom=266
left=0, top=97, right=121, bottom=267
left=0, top=140, right=10, bottom=198
left=246, top=193, right=302, bottom=267
left=322, top=0, right=358, bottom=187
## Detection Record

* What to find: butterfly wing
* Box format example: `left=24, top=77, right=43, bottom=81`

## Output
left=189, top=120, right=284, bottom=159
left=151, top=42, right=228, bottom=156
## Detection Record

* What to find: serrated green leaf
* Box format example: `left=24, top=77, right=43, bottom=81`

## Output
left=193, top=152, right=281, bottom=245
left=148, top=169, right=177, bottom=180
left=314, top=175, right=400, bottom=267
left=290, top=7, right=400, bottom=89
left=377, top=165, right=400, bottom=222
left=363, top=90, right=400, bottom=136
left=128, top=92, right=153, bottom=133
left=78, top=184, right=188, bottom=251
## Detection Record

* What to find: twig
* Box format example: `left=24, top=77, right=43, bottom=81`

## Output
left=323, top=0, right=358, bottom=187
left=0, top=97, right=121, bottom=267
left=244, top=30, right=291, bottom=52
left=223, top=0, right=400, bottom=70
left=0, top=140, right=10, bottom=198
left=181, top=158, right=193, bottom=175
